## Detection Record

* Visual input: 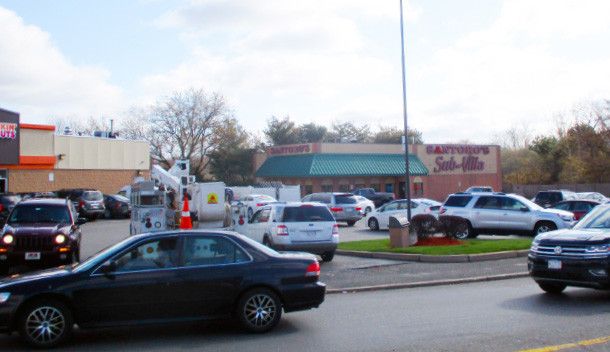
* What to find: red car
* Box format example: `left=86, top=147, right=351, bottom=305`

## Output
left=0, top=198, right=85, bottom=276
left=548, top=199, right=601, bottom=220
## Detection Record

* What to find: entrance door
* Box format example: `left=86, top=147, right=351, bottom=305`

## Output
left=398, top=182, right=406, bottom=199
left=0, top=170, right=7, bottom=193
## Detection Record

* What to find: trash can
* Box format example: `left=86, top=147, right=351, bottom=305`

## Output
left=388, top=215, right=415, bottom=248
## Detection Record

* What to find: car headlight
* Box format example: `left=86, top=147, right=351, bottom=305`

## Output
left=0, top=292, right=10, bottom=304
left=2, top=235, right=13, bottom=244
left=585, top=245, right=610, bottom=253
left=55, top=234, right=66, bottom=244
left=557, top=213, right=574, bottom=221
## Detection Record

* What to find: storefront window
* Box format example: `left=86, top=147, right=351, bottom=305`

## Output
left=385, top=184, right=394, bottom=193
left=355, top=183, right=365, bottom=189
left=414, top=182, right=424, bottom=195
left=338, top=184, right=349, bottom=192
left=321, top=184, right=333, bottom=192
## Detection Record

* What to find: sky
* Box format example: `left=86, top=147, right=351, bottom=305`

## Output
left=0, top=0, right=609, bottom=144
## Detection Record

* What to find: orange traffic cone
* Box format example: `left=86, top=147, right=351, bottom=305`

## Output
left=179, top=197, right=192, bottom=229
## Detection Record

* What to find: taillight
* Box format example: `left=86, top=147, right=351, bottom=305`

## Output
left=439, top=208, right=447, bottom=214
left=78, top=201, right=85, bottom=209
left=257, top=203, right=264, bottom=207
left=332, top=224, right=339, bottom=235
left=356, top=206, right=362, bottom=211
left=305, top=262, right=320, bottom=277
left=0, top=204, right=3, bottom=212
left=330, top=207, right=343, bottom=212
left=277, top=225, right=289, bottom=236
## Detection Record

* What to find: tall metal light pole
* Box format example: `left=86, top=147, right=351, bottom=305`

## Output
left=399, top=0, right=412, bottom=220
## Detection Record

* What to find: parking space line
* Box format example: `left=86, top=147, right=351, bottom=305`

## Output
left=517, top=336, right=610, bottom=352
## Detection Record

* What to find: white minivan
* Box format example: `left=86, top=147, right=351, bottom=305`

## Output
left=239, top=202, right=339, bottom=261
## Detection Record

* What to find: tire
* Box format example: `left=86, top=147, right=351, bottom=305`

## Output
left=368, top=218, right=379, bottom=231
left=454, top=221, right=474, bottom=239
left=104, top=209, right=112, bottom=219
left=534, top=222, right=557, bottom=235
left=236, top=288, right=282, bottom=333
left=346, top=221, right=356, bottom=226
left=19, top=299, right=73, bottom=349
left=263, top=237, right=273, bottom=249
left=538, top=282, right=566, bottom=294
left=321, top=251, right=335, bottom=262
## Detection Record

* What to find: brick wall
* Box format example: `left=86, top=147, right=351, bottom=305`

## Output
left=7, top=169, right=150, bottom=194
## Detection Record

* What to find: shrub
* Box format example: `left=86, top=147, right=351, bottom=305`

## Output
left=410, top=214, right=441, bottom=240
left=438, top=215, right=468, bottom=239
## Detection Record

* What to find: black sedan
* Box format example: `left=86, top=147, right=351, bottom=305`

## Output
left=103, top=194, right=131, bottom=218
left=528, top=204, right=610, bottom=293
left=0, top=230, right=325, bottom=348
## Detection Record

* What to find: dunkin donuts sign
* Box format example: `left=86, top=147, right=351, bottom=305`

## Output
left=0, top=109, right=20, bottom=165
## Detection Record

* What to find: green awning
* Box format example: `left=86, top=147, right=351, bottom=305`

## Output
left=255, top=153, right=428, bottom=178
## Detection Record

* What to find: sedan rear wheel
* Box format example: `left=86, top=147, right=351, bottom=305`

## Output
left=19, top=299, right=73, bottom=349
left=368, top=218, right=379, bottom=231
left=104, top=208, right=112, bottom=219
left=237, top=288, right=282, bottom=333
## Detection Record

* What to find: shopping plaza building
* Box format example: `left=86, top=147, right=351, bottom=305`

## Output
left=0, top=108, right=150, bottom=194
left=254, top=142, right=502, bottom=202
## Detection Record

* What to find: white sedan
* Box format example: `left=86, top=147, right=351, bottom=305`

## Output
left=233, top=194, right=277, bottom=220
left=365, top=198, right=440, bottom=231
left=354, top=195, right=375, bottom=215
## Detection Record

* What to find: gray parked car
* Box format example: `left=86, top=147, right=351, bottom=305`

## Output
left=301, top=192, right=362, bottom=226
left=439, top=192, right=576, bottom=239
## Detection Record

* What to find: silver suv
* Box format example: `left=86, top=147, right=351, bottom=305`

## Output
left=240, top=202, right=339, bottom=261
left=439, top=192, right=576, bottom=239
left=301, top=192, right=362, bottom=226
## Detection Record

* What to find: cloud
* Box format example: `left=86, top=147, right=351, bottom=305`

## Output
left=0, top=7, right=123, bottom=122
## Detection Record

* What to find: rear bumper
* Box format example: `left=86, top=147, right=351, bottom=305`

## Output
left=282, top=282, right=326, bottom=313
left=272, top=242, right=338, bottom=255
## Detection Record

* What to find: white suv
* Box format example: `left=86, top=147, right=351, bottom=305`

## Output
left=439, top=192, right=576, bottom=239
left=239, top=202, right=339, bottom=261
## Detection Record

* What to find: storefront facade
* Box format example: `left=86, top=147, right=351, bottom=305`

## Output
left=254, top=142, right=501, bottom=202
left=0, top=108, right=150, bottom=194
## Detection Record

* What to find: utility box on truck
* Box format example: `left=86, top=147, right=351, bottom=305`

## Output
left=130, top=181, right=167, bottom=235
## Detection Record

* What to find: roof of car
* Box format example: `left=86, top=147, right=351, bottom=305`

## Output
left=18, top=198, right=69, bottom=206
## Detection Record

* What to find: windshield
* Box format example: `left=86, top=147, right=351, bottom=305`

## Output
left=335, top=195, right=357, bottom=204
left=573, top=205, right=610, bottom=230
left=8, top=204, right=72, bottom=223
left=112, top=195, right=130, bottom=202
left=282, top=206, right=334, bottom=222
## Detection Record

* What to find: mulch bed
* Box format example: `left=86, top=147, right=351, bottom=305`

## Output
left=413, top=237, right=468, bottom=246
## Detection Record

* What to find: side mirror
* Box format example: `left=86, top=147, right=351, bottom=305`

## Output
left=520, top=206, right=529, bottom=212
left=77, top=217, right=87, bottom=225
left=100, top=261, right=118, bottom=277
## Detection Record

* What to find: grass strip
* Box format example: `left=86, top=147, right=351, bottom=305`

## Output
left=338, top=238, right=533, bottom=255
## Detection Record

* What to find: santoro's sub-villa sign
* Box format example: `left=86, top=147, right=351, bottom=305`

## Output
left=426, top=145, right=491, bottom=173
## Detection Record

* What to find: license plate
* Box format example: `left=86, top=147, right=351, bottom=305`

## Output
left=25, top=252, right=41, bottom=260
left=548, top=260, right=562, bottom=270
left=306, top=231, right=317, bottom=236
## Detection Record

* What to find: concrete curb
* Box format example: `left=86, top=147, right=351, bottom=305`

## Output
left=336, top=249, right=530, bottom=263
left=327, top=272, right=530, bottom=294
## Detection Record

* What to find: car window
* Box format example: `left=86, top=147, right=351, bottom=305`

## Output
left=474, top=196, right=501, bottom=209
left=335, top=195, right=357, bottom=204
left=575, top=206, right=610, bottom=229
left=501, top=197, right=524, bottom=210
left=444, top=196, right=472, bottom=207
left=572, top=202, right=592, bottom=211
left=184, top=236, right=249, bottom=267
left=83, top=191, right=103, bottom=201
left=250, top=209, right=264, bottom=222
left=257, top=208, right=271, bottom=223
left=551, top=202, right=570, bottom=210
left=113, top=238, right=178, bottom=272
left=383, top=202, right=400, bottom=211
left=282, top=206, right=334, bottom=222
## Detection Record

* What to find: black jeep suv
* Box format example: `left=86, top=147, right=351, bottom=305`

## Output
left=0, top=198, right=85, bottom=275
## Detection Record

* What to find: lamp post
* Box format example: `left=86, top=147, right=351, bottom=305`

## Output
left=399, top=0, right=412, bottom=220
